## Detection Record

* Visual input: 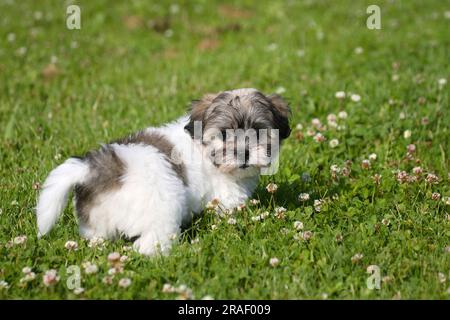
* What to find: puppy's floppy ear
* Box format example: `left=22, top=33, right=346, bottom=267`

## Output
left=268, top=94, right=291, bottom=139
left=184, top=93, right=216, bottom=138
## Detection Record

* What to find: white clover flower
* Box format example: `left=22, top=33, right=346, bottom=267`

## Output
left=326, top=113, right=336, bottom=123
left=328, top=120, right=338, bottom=129
left=64, top=240, right=78, bottom=251
left=88, top=237, right=105, bottom=249
left=176, top=285, right=194, bottom=300
left=0, top=280, right=9, bottom=289
left=330, top=164, right=341, bottom=174
left=301, top=231, right=313, bottom=241
left=294, top=221, right=304, bottom=230
left=227, top=218, right=237, bottom=225
left=164, top=29, right=173, bottom=37
left=82, top=262, right=98, bottom=275
left=298, top=193, right=310, bottom=202
left=211, top=224, right=218, bottom=230
left=369, top=153, right=377, bottom=161
left=20, top=272, right=36, bottom=283
left=13, top=235, right=27, bottom=245
left=426, top=173, right=439, bottom=184
left=16, top=46, right=27, bottom=56
left=43, top=269, right=59, bottom=286
left=266, top=43, right=278, bottom=51
left=350, top=94, right=361, bottom=102
left=407, top=144, right=416, bottom=153
left=354, top=47, right=364, bottom=54
left=438, top=273, right=447, bottom=284
left=170, top=4, right=180, bottom=14
left=432, top=193, right=441, bottom=201
left=260, top=211, right=270, bottom=219
left=313, top=133, right=326, bottom=143
left=122, top=245, right=133, bottom=252
left=329, top=139, right=339, bottom=148
left=338, top=111, right=348, bottom=119
left=274, top=207, right=287, bottom=219
left=438, top=78, right=447, bottom=88
left=251, top=215, right=261, bottom=222
left=107, top=252, right=121, bottom=263
left=102, top=276, right=114, bottom=285
left=361, top=159, right=371, bottom=169
left=269, top=257, right=280, bottom=267
left=275, top=86, right=286, bottom=94
left=351, top=253, right=364, bottom=263
left=295, top=123, right=303, bottom=130
left=169, top=233, right=178, bottom=240
left=34, top=11, right=43, bottom=20
left=296, top=49, right=305, bottom=57
left=266, top=183, right=278, bottom=193
left=403, top=130, right=412, bottom=139
left=118, top=278, right=132, bottom=288
left=443, top=197, right=450, bottom=206
left=7, top=33, right=15, bottom=42
left=335, top=91, right=346, bottom=99
left=162, top=283, right=175, bottom=293
left=311, top=118, right=322, bottom=128
left=22, top=267, right=32, bottom=274
left=108, top=268, right=117, bottom=275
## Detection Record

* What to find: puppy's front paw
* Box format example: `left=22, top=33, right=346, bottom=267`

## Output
left=133, top=232, right=178, bottom=256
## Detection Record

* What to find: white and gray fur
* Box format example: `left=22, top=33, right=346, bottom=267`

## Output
left=36, top=88, right=291, bottom=255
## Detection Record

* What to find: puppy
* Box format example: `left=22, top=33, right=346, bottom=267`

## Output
left=36, top=88, right=291, bottom=255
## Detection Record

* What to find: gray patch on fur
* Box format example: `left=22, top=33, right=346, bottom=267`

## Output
left=115, top=131, right=188, bottom=186
left=74, top=131, right=188, bottom=224
left=74, top=146, right=125, bottom=223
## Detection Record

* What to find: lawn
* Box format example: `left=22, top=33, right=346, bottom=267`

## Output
left=0, top=0, right=449, bottom=299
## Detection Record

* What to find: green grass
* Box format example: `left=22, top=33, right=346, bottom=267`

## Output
left=0, top=0, right=449, bottom=299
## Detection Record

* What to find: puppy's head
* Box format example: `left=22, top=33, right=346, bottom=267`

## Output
left=185, top=88, right=291, bottom=176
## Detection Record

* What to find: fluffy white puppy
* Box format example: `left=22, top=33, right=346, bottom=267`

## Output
left=36, top=88, right=291, bottom=255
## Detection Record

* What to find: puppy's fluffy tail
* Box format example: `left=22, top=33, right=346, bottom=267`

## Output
left=36, top=158, right=89, bottom=237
